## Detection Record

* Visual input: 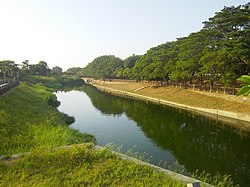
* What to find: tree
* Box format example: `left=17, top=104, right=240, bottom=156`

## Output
left=202, top=3, right=250, bottom=83
left=171, top=32, right=210, bottom=84
left=124, top=54, right=141, bottom=69
left=114, top=54, right=141, bottom=79
left=26, top=61, right=51, bottom=76
left=51, top=66, right=63, bottom=75
left=38, top=61, right=50, bottom=76
left=81, top=55, right=123, bottom=80
left=133, top=53, right=153, bottom=81
left=0, top=60, right=19, bottom=80
left=66, top=67, right=82, bottom=76
left=133, top=42, right=177, bottom=82
left=22, top=60, right=30, bottom=74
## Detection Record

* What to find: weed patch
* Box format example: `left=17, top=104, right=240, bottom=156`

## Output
left=0, top=145, right=185, bottom=186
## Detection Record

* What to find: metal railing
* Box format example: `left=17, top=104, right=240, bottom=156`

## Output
left=0, top=81, right=20, bottom=95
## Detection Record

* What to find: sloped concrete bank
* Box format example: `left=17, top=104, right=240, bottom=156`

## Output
left=91, top=83, right=250, bottom=131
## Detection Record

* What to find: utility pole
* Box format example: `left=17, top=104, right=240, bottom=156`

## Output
left=3, top=72, right=6, bottom=83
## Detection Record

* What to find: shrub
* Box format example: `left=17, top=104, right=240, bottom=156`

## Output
left=61, top=113, right=75, bottom=125
left=45, top=94, right=60, bottom=107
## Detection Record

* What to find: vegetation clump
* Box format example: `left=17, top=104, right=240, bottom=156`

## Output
left=45, top=94, right=61, bottom=108
left=61, top=113, right=75, bottom=125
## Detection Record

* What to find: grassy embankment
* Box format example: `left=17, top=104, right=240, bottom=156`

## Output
left=0, top=76, right=193, bottom=186
left=92, top=80, right=250, bottom=113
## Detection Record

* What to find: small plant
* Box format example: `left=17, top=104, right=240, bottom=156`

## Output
left=61, top=113, right=75, bottom=125
left=237, top=75, right=250, bottom=97
left=45, top=94, right=60, bottom=107
left=191, top=170, right=235, bottom=187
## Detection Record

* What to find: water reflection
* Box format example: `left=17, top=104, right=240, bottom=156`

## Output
left=56, top=85, right=250, bottom=186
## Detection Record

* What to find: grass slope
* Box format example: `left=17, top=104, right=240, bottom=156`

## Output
left=0, top=82, right=94, bottom=155
left=0, top=144, right=186, bottom=186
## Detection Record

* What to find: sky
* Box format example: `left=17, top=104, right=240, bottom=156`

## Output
left=0, top=0, right=248, bottom=70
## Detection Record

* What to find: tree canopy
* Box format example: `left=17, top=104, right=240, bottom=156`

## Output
left=0, top=60, right=56, bottom=82
left=0, top=60, right=19, bottom=81
left=51, top=66, right=63, bottom=75
left=78, top=3, right=250, bottom=86
left=80, top=55, right=124, bottom=80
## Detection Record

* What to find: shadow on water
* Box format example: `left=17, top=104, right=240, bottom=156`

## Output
left=60, top=85, right=250, bottom=186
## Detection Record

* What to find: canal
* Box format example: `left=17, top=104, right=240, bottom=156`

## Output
left=56, top=85, right=250, bottom=186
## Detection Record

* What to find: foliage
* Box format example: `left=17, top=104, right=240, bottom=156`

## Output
left=28, top=61, right=51, bottom=76
left=61, top=113, right=75, bottom=125
left=45, top=94, right=61, bottom=107
left=51, top=66, right=63, bottom=75
left=236, top=75, right=250, bottom=96
left=1, top=60, right=64, bottom=83
left=78, top=3, right=250, bottom=86
left=65, top=67, right=82, bottom=76
left=118, top=54, right=142, bottom=79
left=80, top=55, right=124, bottom=79
left=0, top=60, right=19, bottom=82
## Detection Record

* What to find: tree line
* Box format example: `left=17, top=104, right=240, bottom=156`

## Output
left=0, top=60, right=65, bottom=83
left=79, top=3, right=250, bottom=86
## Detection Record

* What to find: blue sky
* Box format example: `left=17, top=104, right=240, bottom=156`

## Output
left=0, top=0, right=248, bottom=70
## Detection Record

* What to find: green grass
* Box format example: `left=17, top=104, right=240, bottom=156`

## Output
left=0, top=82, right=94, bottom=156
left=0, top=144, right=186, bottom=187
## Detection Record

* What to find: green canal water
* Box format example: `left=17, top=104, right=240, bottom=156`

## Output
left=56, top=85, right=250, bottom=186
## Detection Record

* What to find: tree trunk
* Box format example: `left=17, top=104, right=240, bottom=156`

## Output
left=189, top=78, right=192, bottom=84
left=200, top=74, right=203, bottom=86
